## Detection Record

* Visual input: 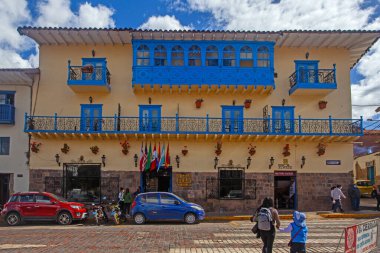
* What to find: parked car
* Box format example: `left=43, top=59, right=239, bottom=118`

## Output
left=0, top=192, right=87, bottom=226
left=355, top=180, right=376, bottom=197
left=131, top=192, right=205, bottom=225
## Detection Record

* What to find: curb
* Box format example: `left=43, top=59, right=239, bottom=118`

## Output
left=318, top=213, right=380, bottom=219
left=204, top=214, right=294, bottom=221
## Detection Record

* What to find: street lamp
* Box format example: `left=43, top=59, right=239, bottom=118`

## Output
left=246, top=157, right=252, bottom=169
left=175, top=155, right=180, bottom=168
left=269, top=157, right=275, bottom=169
left=55, top=154, right=60, bottom=166
left=214, top=156, right=219, bottom=169
left=133, top=154, right=138, bottom=167
left=101, top=154, right=106, bottom=167
left=301, top=156, right=306, bottom=168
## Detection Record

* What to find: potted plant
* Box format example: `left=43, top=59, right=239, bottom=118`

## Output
left=215, top=141, right=222, bottom=156
left=317, top=143, right=326, bottom=156
left=248, top=144, right=256, bottom=156
left=318, top=100, right=328, bottom=109
left=61, top=143, right=70, bottom=154
left=282, top=144, right=290, bottom=157
left=120, top=140, right=130, bottom=155
left=195, top=99, right=203, bottom=109
left=244, top=99, right=252, bottom=109
left=181, top=146, right=188, bottom=156
left=90, top=145, right=99, bottom=155
left=30, top=142, right=41, bottom=153
left=81, top=64, right=94, bottom=73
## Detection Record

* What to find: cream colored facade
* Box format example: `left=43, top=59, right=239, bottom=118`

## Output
left=19, top=28, right=380, bottom=212
left=354, top=151, right=380, bottom=183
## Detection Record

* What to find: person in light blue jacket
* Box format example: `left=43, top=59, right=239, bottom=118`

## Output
left=280, top=211, right=308, bottom=253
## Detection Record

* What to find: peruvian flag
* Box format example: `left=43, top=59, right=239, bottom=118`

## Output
left=141, top=143, right=147, bottom=171
left=164, top=143, right=170, bottom=168
left=139, top=142, right=144, bottom=172
left=150, top=143, right=157, bottom=171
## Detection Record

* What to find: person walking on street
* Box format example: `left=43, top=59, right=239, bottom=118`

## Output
left=279, top=211, right=308, bottom=253
left=376, top=186, right=380, bottom=211
left=253, top=197, right=281, bottom=253
left=348, top=184, right=361, bottom=211
left=123, top=188, right=133, bottom=218
left=332, top=185, right=346, bottom=213
left=330, top=186, right=336, bottom=211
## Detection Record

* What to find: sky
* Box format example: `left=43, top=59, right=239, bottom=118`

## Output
left=1, top=0, right=380, bottom=124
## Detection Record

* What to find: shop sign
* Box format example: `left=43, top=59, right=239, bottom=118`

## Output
left=344, top=219, right=378, bottom=253
left=176, top=173, right=192, bottom=188
left=274, top=171, right=296, bottom=176
left=326, top=160, right=341, bottom=165
left=278, top=164, right=293, bottom=170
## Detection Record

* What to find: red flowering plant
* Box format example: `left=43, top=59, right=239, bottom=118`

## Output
left=282, top=144, right=291, bottom=157
left=120, top=140, right=130, bottom=155
left=30, top=142, right=42, bottom=153
left=248, top=144, right=256, bottom=156
left=90, top=145, right=99, bottom=155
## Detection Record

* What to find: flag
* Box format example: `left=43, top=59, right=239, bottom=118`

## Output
left=139, top=142, right=144, bottom=172
left=142, top=143, right=147, bottom=171
left=145, top=142, right=152, bottom=171
left=150, top=143, right=157, bottom=171
left=158, top=143, right=165, bottom=172
left=165, top=143, right=170, bottom=168
left=157, top=142, right=161, bottom=171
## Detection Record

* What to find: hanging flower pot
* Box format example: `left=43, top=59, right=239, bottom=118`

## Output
left=318, top=101, right=328, bottom=110
left=90, top=145, right=99, bottom=155
left=282, top=144, right=290, bottom=157
left=317, top=143, right=326, bottom=156
left=181, top=146, right=188, bottom=156
left=215, top=141, right=222, bottom=156
left=81, top=65, right=94, bottom=73
left=120, top=140, right=130, bottom=155
left=244, top=99, right=252, bottom=109
left=195, top=99, right=203, bottom=109
left=30, top=142, right=41, bottom=153
left=61, top=143, right=70, bottom=154
left=248, top=144, right=256, bottom=156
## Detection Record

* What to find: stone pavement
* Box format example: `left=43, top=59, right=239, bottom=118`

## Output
left=0, top=219, right=378, bottom=253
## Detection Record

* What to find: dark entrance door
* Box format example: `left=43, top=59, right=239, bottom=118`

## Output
left=142, top=167, right=172, bottom=193
left=274, top=171, right=297, bottom=210
left=0, top=174, right=10, bottom=205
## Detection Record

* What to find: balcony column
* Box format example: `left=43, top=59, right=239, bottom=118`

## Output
left=114, top=114, right=117, bottom=131
left=176, top=113, right=179, bottom=132
left=329, top=115, right=332, bottom=135
left=298, top=115, right=302, bottom=134
left=67, top=60, right=71, bottom=82
left=206, top=114, right=209, bottom=133
left=54, top=113, right=57, bottom=131
left=333, top=63, right=337, bottom=83
left=24, top=112, right=27, bottom=131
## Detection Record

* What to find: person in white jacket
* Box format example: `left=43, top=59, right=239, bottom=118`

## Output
left=331, top=185, right=346, bottom=213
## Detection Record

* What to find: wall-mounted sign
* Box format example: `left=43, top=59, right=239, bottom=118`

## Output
left=176, top=173, right=192, bottom=188
left=274, top=171, right=296, bottom=176
left=326, top=160, right=341, bottom=165
left=283, top=159, right=289, bottom=164
left=278, top=164, right=293, bottom=170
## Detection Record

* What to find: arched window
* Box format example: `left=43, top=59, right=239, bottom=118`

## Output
left=188, top=45, right=201, bottom=66
left=136, top=45, right=150, bottom=66
left=171, top=45, right=184, bottom=66
left=154, top=45, right=167, bottom=66
left=206, top=45, right=219, bottom=66
left=240, top=46, right=253, bottom=67
left=223, top=46, right=235, bottom=67
left=257, top=46, right=270, bottom=67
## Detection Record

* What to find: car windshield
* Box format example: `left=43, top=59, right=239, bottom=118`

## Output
left=49, top=194, right=68, bottom=202
left=173, top=194, right=187, bottom=203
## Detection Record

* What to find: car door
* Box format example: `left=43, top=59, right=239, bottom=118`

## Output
left=18, top=194, right=36, bottom=217
left=35, top=194, right=59, bottom=218
left=158, top=193, right=186, bottom=220
left=143, top=193, right=160, bottom=220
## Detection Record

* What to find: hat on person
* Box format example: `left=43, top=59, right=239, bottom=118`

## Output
left=293, top=211, right=306, bottom=227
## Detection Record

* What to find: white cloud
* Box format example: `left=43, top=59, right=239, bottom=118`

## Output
left=139, top=15, right=192, bottom=30
left=0, top=48, right=32, bottom=68
left=78, top=2, right=115, bottom=28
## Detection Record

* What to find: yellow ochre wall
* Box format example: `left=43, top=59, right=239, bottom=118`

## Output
left=29, top=44, right=354, bottom=174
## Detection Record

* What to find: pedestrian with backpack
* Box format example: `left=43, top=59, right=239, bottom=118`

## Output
left=253, top=197, right=281, bottom=253
left=279, top=211, right=308, bottom=253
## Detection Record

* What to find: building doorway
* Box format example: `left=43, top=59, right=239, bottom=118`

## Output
left=141, top=167, right=172, bottom=192
left=274, top=171, right=297, bottom=209
left=0, top=174, right=10, bottom=205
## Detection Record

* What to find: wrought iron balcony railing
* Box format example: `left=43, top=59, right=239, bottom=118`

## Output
left=25, top=114, right=363, bottom=136
left=289, top=68, right=336, bottom=88
left=67, top=64, right=110, bottom=86
left=0, top=104, right=15, bottom=124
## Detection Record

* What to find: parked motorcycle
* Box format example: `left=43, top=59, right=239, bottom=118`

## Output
left=109, top=203, right=121, bottom=225
left=92, top=203, right=108, bottom=225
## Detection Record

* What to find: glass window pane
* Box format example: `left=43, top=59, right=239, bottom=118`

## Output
left=20, top=194, right=34, bottom=202
left=160, top=194, right=177, bottom=204
left=0, top=137, right=10, bottom=155
left=36, top=195, right=52, bottom=203
left=145, top=193, right=159, bottom=203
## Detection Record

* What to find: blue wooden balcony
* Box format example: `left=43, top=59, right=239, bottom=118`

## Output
left=289, top=66, right=337, bottom=95
left=67, top=59, right=110, bottom=93
left=24, top=114, right=363, bottom=141
left=0, top=104, right=15, bottom=124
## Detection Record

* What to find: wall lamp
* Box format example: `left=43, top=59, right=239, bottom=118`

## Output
left=175, top=155, right=180, bottom=168
left=301, top=156, right=306, bottom=168
left=55, top=154, right=60, bottom=166
left=89, top=96, right=93, bottom=104
left=101, top=154, right=106, bottom=167
left=214, top=156, right=219, bottom=169
left=133, top=154, right=138, bottom=167
left=247, top=156, right=252, bottom=169
left=269, top=156, right=275, bottom=169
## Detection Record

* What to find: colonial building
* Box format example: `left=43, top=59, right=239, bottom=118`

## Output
left=18, top=27, right=380, bottom=212
left=0, top=68, right=39, bottom=204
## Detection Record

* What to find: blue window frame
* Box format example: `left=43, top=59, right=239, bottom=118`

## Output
left=272, top=106, right=295, bottom=134
left=137, top=45, right=150, bottom=66
left=188, top=45, right=201, bottom=66
left=154, top=45, right=167, bottom=66
left=295, top=60, right=319, bottom=83
left=0, top=91, right=15, bottom=105
left=240, top=46, right=253, bottom=67
left=223, top=46, right=236, bottom=67
left=257, top=46, right=270, bottom=67
left=81, top=58, right=106, bottom=81
left=222, top=106, right=243, bottom=133
left=0, top=91, right=15, bottom=124
left=0, top=137, right=10, bottom=155
left=171, top=45, right=184, bottom=66
left=80, top=104, right=102, bottom=132
left=206, top=45, right=219, bottom=66
left=139, top=105, right=162, bottom=132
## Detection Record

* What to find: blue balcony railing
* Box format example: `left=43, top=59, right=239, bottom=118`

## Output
left=289, top=68, right=337, bottom=95
left=0, top=104, right=15, bottom=124
left=67, top=63, right=110, bottom=87
left=24, top=114, right=363, bottom=136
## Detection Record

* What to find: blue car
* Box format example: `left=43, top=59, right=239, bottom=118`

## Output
left=131, top=192, right=205, bottom=224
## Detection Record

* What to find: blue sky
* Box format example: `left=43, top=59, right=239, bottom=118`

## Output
left=1, top=0, right=379, bottom=125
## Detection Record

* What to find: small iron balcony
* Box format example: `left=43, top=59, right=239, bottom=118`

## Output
left=0, top=104, right=15, bottom=124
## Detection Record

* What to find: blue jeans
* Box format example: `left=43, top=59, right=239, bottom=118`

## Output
left=291, top=242, right=306, bottom=253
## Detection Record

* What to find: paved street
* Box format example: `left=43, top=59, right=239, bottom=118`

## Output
left=0, top=219, right=378, bottom=253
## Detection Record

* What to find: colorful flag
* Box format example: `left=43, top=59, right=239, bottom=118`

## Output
left=157, top=143, right=165, bottom=172
left=139, top=142, right=144, bottom=172
left=142, top=143, right=147, bottom=171
left=145, top=142, right=152, bottom=172
left=150, top=143, right=157, bottom=171
left=164, top=143, right=170, bottom=168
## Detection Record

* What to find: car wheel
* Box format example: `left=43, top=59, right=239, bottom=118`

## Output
left=57, top=211, right=72, bottom=225
left=134, top=213, right=145, bottom=225
left=184, top=213, right=197, bottom=224
left=6, top=212, right=21, bottom=226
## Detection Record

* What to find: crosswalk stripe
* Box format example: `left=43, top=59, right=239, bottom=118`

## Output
left=170, top=247, right=344, bottom=253
left=194, top=238, right=340, bottom=244
left=213, top=233, right=342, bottom=237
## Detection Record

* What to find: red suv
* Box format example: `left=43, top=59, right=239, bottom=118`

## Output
left=0, top=192, right=87, bottom=226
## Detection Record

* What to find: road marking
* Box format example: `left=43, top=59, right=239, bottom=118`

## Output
left=194, top=238, right=340, bottom=244
left=0, top=244, right=47, bottom=250
left=170, top=247, right=344, bottom=253
left=213, top=232, right=342, bottom=237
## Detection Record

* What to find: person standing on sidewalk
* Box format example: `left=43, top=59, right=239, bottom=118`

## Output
left=348, top=184, right=361, bottom=211
left=253, top=197, right=281, bottom=253
left=376, top=186, right=380, bottom=211
left=123, top=188, right=133, bottom=218
left=332, top=185, right=346, bottom=213
left=118, top=187, right=125, bottom=216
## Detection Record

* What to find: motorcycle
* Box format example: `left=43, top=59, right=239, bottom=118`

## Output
left=92, top=203, right=108, bottom=225
left=109, top=203, right=122, bottom=225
